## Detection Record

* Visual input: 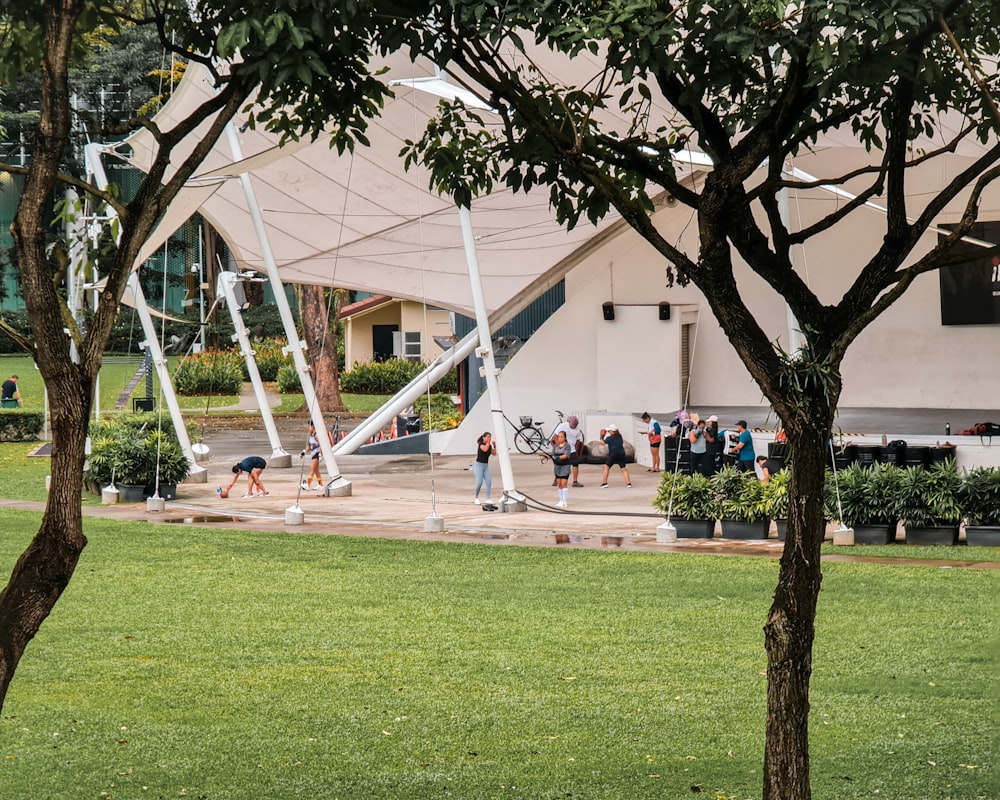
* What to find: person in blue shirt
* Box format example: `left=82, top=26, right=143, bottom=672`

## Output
left=732, top=420, right=756, bottom=472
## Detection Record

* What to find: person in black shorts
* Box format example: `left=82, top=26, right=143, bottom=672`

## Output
left=225, top=456, right=269, bottom=498
left=599, top=424, right=632, bottom=488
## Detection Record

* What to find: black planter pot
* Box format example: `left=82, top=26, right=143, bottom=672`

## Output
left=672, top=518, right=716, bottom=538
left=775, top=519, right=787, bottom=541
left=720, top=519, right=770, bottom=540
left=965, top=526, right=1000, bottom=547
left=147, top=482, right=178, bottom=500
left=904, top=524, right=960, bottom=546
left=116, top=483, right=146, bottom=503
left=853, top=522, right=898, bottom=545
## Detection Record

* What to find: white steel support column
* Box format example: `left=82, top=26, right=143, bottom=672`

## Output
left=127, top=273, right=208, bottom=482
left=778, top=181, right=804, bottom=355
left=223, top=123, right=350, bottom=496
left=217, top=271, right=291, bottom=467
left=458, top=205, right=524, bottom=511
left=335, top=330, right=479, bottom=454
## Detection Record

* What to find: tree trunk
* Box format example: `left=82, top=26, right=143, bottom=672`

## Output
left=300, top=284, right=347, bottom=412
left=762, top=420, right=830, bottom=800
left=0, top=0, right=87, bottom=713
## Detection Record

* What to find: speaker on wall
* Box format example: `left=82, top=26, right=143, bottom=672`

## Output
left=602, top=302, right=615, bottom=321
left=659, top=301, right=671, bottom=321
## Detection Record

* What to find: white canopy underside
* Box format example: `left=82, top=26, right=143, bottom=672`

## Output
left=121, top=47, right=990, bottom=320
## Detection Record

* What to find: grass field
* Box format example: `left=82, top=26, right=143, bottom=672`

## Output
left=0, top=511, right=995, bottom=800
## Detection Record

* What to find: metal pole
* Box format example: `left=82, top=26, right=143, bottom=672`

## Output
left=216, top=270, right=291, bottom=466
left=127, top=273, right=208, bottom=482
left=223, top=123, right=350, bottom=496
left=335, top=330, right=479, bottom=454
left=457, top=205, right=524, bottom=510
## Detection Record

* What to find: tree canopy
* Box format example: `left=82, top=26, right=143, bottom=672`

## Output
left=396, top=2, right=999, bottom=798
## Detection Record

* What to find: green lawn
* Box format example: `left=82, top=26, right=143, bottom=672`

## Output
left=0, top=511, right=995, bottom=800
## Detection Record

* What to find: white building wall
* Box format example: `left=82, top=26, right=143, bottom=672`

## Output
left=441, top=147, right=999, bottom=456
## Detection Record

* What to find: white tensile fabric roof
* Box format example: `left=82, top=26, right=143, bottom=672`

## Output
left=122, top=47, right=993, bottom=321
left=122, top=50, right=633, bottom=320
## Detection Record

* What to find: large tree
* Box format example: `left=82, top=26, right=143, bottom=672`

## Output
left=299, top=284, right=348, bottom=412
left=399, top=2, right=1000, bottom=799
left=0, top=0, right=403, bottom=711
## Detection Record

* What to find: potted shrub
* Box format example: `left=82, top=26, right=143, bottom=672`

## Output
left=85, top=417, right=191, bottom=502
left=654, top=471, right=717, bottom=538
left=714, top=465, right=769, bottom=539
left=959, top=466, right=1000, bottom=547
left=832, top=461, right=903, bottom=544
left=897, top=459, right=962, bottom=545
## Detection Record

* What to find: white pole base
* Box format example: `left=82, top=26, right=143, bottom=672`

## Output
left=146, top=496, right=166, bottom=513
left=832, top=526, right=855, bottom=546
left=499, top=496, right=527, bottom=513
left=185, top=464, right=209, bottom=483
left=424, top=514, right=445, bottom=533
left=656, top=520, right=678, bottom=543
left=324, top=477, right=352, bottom=497
left=101, top=485, right=119, bottom=505
left=285, top=505, right=305, bottom=525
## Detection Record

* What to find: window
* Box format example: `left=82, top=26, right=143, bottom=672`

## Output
left=403, top=331, right=422, bottom=362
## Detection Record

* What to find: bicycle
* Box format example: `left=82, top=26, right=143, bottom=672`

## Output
left=511, top=409, right=564, bottom=454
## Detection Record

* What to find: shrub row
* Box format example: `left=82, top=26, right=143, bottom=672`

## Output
left=0, top=410, right=44, bottom=441
left=341, top=359, right=458, bottom=395
left=173, top=350, right=244, bottom=395
left=173, top=350, right=461, bottom=397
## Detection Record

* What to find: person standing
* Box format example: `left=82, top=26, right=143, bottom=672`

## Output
left=550, top=414, right=586, bottom=486
left=600, top=424, right=632, bottom=488
left=225, top=456, right=269, bottom=498
left=551, top=431, right=573, bottom=507
left=732, top=420, right=756, bottom=472
left=640, top=412, right=662, bottom=472
left=704, top=414, right=720, bottom=474
left=689, top=418, right=711, bottom=476
left=302, top=423, right=324, bottom=492
left=1, top=374, right=21, bottom=407
left=473, top=432, right=496, bottom=505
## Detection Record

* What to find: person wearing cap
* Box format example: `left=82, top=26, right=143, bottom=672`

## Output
left=732, top=419, right=756, bottom=472
left=640, top=412, right=662, bottom=472
left=550, top=414, right=585, bottom=487
left=599, top=424, right=632, bottom=488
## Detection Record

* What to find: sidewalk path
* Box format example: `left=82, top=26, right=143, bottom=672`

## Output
left=5, top=448, right=991, bottom=566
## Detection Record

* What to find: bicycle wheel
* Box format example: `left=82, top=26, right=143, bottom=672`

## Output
left=514, top=427, right=544, bottom=454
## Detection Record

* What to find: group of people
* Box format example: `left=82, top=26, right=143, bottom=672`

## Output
left=641, top=410, right=763, bottom=476
left=473, top=414, right=635, bottom=509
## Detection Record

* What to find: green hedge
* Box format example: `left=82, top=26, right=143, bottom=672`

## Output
left=0, top=410, right=44, bottom=441
left=247, top=338, right=289, bottom=382
left=173, top=350, right=244, bottom=395
left=341, top=359, right=458, bottom=395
